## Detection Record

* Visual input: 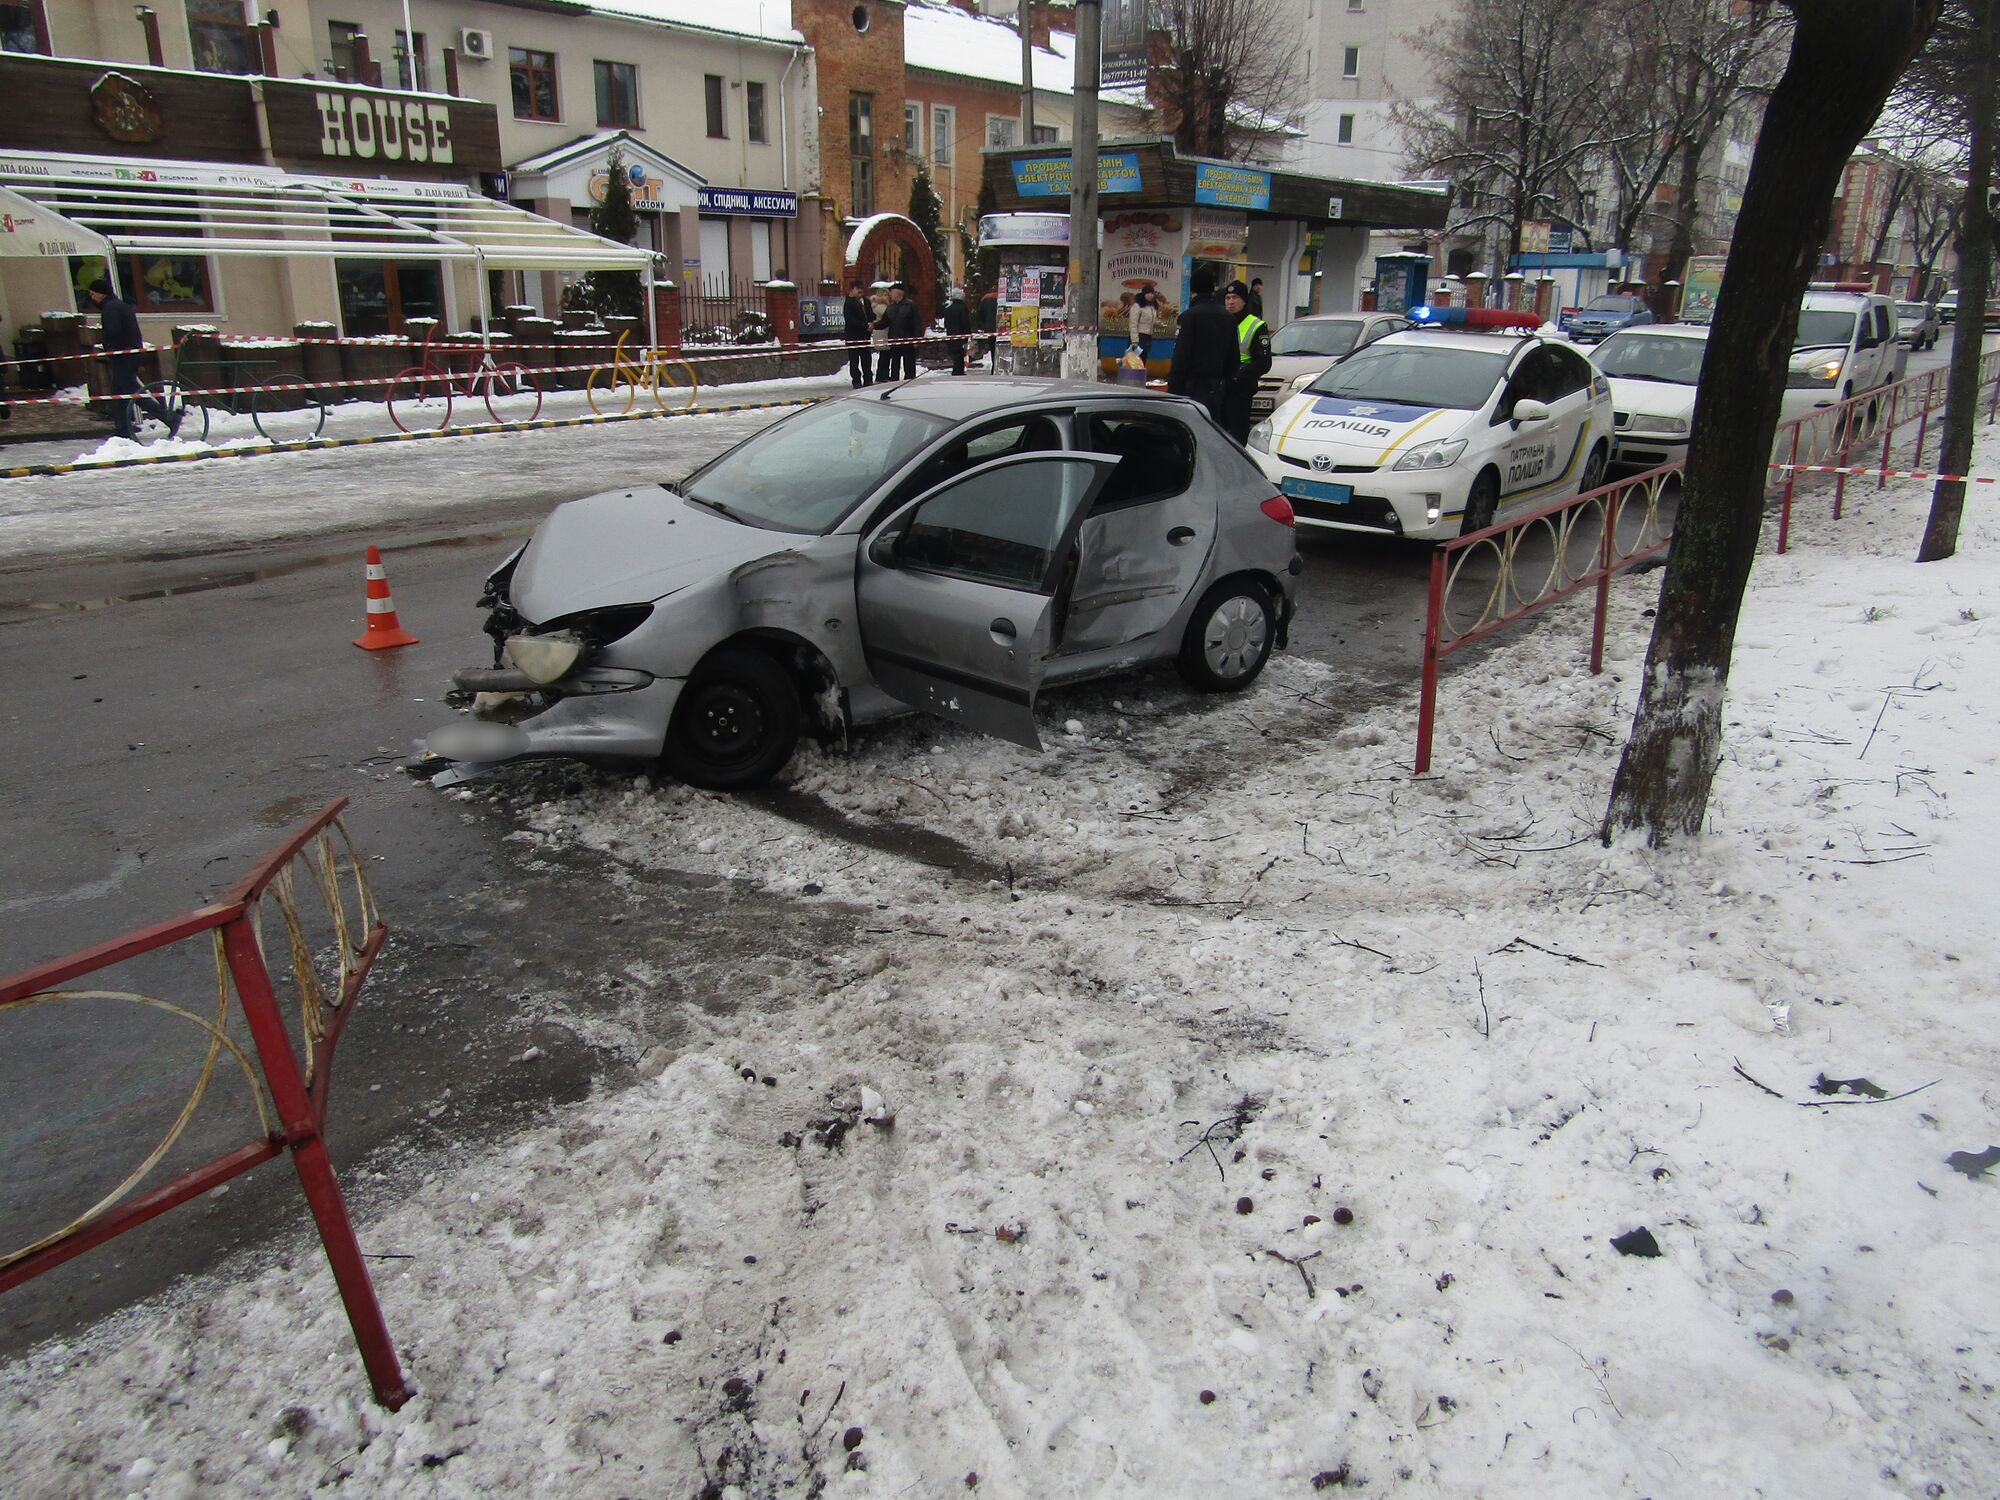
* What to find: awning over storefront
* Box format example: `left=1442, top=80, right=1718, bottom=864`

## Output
left=0, top=151, right=650, bottom=271
left=0, top=183, right=113, bottom=261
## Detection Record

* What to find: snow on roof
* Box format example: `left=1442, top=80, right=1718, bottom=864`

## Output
left=846, top=211, right=906, bottom=264
left=579, top=0, right=806, bottom=46
left=903, top=0, right=1072, bottom=93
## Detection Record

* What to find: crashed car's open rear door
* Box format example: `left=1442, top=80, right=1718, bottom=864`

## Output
left=855, top=452, right=1116, bottom=750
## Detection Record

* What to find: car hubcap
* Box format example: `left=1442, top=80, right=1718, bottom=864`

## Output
left=1204, top=597, right=1268, bottom=679
left=692, top=685, right=765, bottom=763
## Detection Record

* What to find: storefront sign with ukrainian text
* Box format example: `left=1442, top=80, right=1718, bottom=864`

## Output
left=1193, top=162, right=1272, bottom=211
left=1010, top=152, right=1142, bottom=198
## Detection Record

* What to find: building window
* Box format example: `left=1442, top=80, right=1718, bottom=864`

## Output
left=849, top=92, right=874, bottom=215
left=595, top=60, right=638, bottom=127
left=747, top=81, right=768, bottom=143
left=395, top=30, right=428, bottom=91
left=1337, top=113, right=1354, bottom=145
left=705, top=74, right=728, bottom=137
left=986, top=115, right=1019, bottom=149
left=932, top=104, right=954, bottom=167
left=1347, top=0, right=1363, bottom=9
left=1342, top=45, right=1359, bottom=78
left=1031, top=123, right=1058, bottom=143
left=71, top=253, right=217, bottom=316
left=186, top=0, right=254, bottom=75
left=2, top=0, right=51, bottom=53
left=326, top=19, right=361, bottom=79
left=510, top=48, right=559, bottom=120
left=904, top=101, right=921, bottom=158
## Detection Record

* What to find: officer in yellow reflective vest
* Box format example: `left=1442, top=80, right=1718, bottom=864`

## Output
left=1222, top=279, right=1273, bottom=445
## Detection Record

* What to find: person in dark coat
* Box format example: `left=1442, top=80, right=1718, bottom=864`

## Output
left=841, top=280, right=874, bottom=387
left=84, top=278, right=177, bottom=440
left=1247, top=277, right=1266, bottom=317
left=874, top=282, right=922, bottom=382
left=1166, top=268, right=1236, bottom=429
left=1222, top=279, right=1273, bottom=445
left=941, top=287, right=972, bottom=375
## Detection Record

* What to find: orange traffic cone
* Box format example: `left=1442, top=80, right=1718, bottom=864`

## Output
left=353, top=545, right=419, bottom=650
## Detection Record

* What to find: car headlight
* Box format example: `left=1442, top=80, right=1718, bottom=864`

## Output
left=505, top=631, right=585, bottom=685
left=1392, top=437, right=1468, bottom=471
left=1788, top=355, right=1844, bottom=388
left=1248, top=419, right=1274, bottom=453
left=1631, top=415, right=1690, bottom=436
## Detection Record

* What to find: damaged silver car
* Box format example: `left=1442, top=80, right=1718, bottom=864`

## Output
left=424, top=378, right=1301, bottom=790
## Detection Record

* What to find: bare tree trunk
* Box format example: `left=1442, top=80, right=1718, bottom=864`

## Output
left=1665, top=139, right=1704, bottom=282
left=1603, top=0, right=1940, bottom=846
left=1917, top=0, right=1997, bottom=562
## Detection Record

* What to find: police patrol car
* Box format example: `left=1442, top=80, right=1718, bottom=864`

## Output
left=1248, top=307, right=1615, bottom=540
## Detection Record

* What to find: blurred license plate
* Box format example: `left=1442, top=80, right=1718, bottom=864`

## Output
left=1280, top=476, right=1354, bottom=505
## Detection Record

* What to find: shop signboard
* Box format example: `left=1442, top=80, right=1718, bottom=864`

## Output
left=1188, top=206, right=1248, bottom=261
left=262, top=79, right=502, bottom=177
left=1009, top=152, right=1142, bottom=198
left=696, top=186, right=799, bottom=217
left=1192, top=162, right=1271, bottom=211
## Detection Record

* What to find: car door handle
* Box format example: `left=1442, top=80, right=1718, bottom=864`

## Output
left=1167, top=526, right=1197, bottom=545
left=989, top=617, right=1017, bottom=640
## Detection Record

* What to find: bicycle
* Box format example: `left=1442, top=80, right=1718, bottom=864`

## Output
left=134, top=341, right=328, bottom=445
left=386, top=328, right=543, bottom=433
left=585, top=329, right=698, bottom=417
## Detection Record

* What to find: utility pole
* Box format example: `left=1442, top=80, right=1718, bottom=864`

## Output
left=1062, top=0, right=1101, bottom=381
left=1019, top=6, right=1035, bottom=144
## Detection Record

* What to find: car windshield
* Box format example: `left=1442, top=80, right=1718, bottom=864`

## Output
left=1307, top=342, right=1512, bottom=409
left=1585, top=296, right=1637, bottom=313
left=682, top=400, right=950, bottom=532
left=1794, top=310, right=1858, bottom=349
left=1896, top=302, right=1927, bottom=318
left=1271, top=320, right=1364, bottom=358
left=1592, top=332, right=1707, bottom=384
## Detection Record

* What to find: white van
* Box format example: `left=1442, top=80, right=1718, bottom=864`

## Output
left=1781, top=288, right=1906, bottom=431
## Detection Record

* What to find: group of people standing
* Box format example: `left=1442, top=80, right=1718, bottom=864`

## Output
left=1166, top=270, right=1272, bottom=445
left=842, top=279, right=987, bottom=387
left=836, top=266, right=1274, bottom=449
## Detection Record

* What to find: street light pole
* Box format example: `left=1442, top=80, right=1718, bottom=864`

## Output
left=1062, top=0, right=1101, bottom=381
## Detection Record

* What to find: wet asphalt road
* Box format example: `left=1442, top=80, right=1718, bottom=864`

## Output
left=0, top=331, right=1968, bottom=1355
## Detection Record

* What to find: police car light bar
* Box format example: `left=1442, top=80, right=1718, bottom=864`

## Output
left=1406, top=305, right=1543, bottom=331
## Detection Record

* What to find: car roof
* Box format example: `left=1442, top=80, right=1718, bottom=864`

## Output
left=1289, top=312, right=1386, bottom=324
left=1801, top=290, right=1883, bottom=310
left=838, top=376, right=1196, bottom=421
left=1375, top=329, right=1545, bottom=354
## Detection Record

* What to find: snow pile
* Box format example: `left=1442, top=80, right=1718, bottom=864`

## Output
left=5, top=451, right=2000, bottom=1497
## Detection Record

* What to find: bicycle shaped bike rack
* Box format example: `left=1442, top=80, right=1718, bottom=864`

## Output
left=138, top=338, right=328, bottom=445
left=387, top=327, right=543, bottom=433
left=585, top=329, right=699, bottom=417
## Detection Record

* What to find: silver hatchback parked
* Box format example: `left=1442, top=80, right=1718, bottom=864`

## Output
left=424, top=379, right=1302, bottom=789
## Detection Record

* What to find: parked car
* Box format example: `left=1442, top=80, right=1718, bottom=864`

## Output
left=1894, top=300, right=1940, bottom=349
left=1251, top=312, right=1410, bottom=423
left=1589, top=324, right=1709, bottom=473
left=423, top=380, right=1301, bottom=789
left=1937, top=289, right=1960, bottom=324
left=1566, top=293, right=1655, bottom=344
left=1248, top=319, right=1615, bottom=540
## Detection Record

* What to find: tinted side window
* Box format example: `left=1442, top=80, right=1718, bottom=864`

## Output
left=1495, top=348, right=1551, bottom=421
left=1873, top=306, right=1893, bottom=344
left=1082, top=412, right=1197, bottom=511
left=1549, top=346, right=1592, bottom=398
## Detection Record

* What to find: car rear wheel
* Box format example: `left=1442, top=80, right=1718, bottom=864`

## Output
left=1177, top=579, right=1275, bottom=692
left=661, top=647, right=801, bottom=790
left=1459, top=469, right=1501, bottom=537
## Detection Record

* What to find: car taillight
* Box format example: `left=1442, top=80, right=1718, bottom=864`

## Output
left=1260, top=495, right=1295, bottom=526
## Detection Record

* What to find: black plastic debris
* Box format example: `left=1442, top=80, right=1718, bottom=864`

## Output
left=1811, top=1074, right=1888, bottom=1098
left=1610, top=1226, right=1662, bottom=1258
left=1945, top=1145, right=2000, bottom=1180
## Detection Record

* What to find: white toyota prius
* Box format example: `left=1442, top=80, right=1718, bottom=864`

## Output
left=1248, top=311, right=1615, bottom=540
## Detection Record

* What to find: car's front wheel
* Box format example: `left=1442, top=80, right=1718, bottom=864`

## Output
left=1459, top=469, right=1502, bottom=537
left=662, top=647, right=801, bottom=790
left=1177, top=579, right=1275, bottom=692
left=1578, top=441, right=1609, bottom=496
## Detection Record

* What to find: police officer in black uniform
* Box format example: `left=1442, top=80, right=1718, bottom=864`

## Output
left=1166, top=268, right=1237, bottom=429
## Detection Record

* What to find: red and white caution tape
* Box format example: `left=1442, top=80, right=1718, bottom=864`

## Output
left=1769, top=462, right=1999, bottom=484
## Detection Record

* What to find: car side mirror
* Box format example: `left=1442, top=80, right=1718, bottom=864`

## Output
left=1512, top=398, right=1552, bottom=426
left=868, top=529, right=904, bottom=567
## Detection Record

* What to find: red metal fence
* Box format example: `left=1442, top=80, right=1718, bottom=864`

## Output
left=0, top=800, right=410, bottom=1408
left=1415, top=350, right=2000, bottom=774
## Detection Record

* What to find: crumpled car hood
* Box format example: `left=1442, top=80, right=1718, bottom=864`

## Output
left=510, top=488, right=805, bottom=621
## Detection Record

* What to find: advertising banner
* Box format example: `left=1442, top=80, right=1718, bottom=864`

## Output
left=1188, top=206, right=1248, bottom=261
left=1193, top=162, right=1271, bottom=211
left=1009, top=152, right=1142, bottom=198
left=1099, top=209, right=1185, bottom=337
left=1101, top=0, right=1149, bottom=90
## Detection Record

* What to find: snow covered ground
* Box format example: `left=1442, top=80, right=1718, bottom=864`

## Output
left=4, top=435, right=1999, bottom=1498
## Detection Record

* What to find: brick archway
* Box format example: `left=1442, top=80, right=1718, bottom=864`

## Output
left=845, top=214, right=938, bottom=328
